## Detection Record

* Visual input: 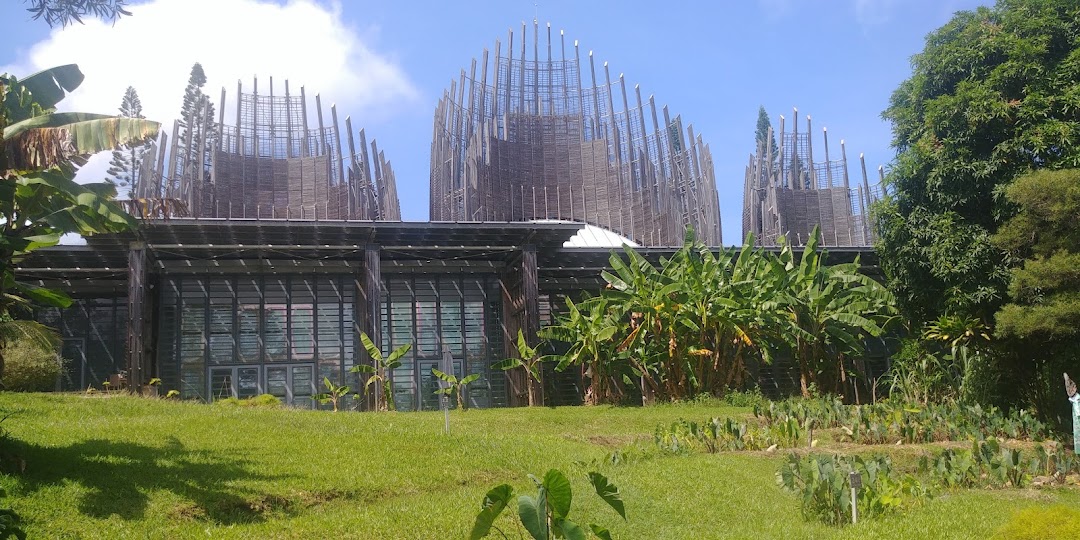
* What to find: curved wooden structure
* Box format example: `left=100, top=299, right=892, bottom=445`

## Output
left=135, top=77, right=400, bottom=221
left=742, top=108, right=882, bottom=247
left=430, top=21, right=722, bottom=246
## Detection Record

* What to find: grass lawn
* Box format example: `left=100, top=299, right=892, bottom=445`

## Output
left=0, top=393, right=1075, bottom=539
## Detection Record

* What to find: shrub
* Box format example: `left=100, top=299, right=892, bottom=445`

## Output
left=993, top=505, right=1080, bottom=540
left=2, top=338, right=62, bottom=392
left=212, top=394, right=282, bottom=408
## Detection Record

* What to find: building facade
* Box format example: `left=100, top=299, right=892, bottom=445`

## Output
left=430, top=21, right=722, bottom=246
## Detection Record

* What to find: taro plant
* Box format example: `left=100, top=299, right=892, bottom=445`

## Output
left=431, top=368, right=481, bottom=410
left=469, top=469, right=626, bottom=540
left=492, top=329, right=546, bottom=406
left=351, top=332, right=412, bottom=412
left=314, top=376, right=350, bottom=412
left=777, top=453, right=929, bottom=526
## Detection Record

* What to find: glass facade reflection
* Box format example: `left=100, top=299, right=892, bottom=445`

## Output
left=155, top=273, right=506, bottom=409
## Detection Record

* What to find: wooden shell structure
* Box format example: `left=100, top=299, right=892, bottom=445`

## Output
left=135, top=77, right=400, bottom=221
left=430, top=21, right=722, bottom=246
left=742, top=108, right=882, bottom=247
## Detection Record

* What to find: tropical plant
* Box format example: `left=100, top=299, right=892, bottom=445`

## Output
left=431, top=368, right=480, bottom=410
left=541, top=227, right=894, bottom=404
left=469, top=469, right=626, bottom=540
left=921, top=313, right=991, bottom=400
left=492, top=329, right=545, bottom=406
left=1, top=64, right=158, bottom=379
left=776, top=226, right=896, bottom=398
left=777, top=453, right=929, bottom=526
left=314, top=376, right=350, bottom=412
left=539, top=295, right=621, bottom=405
left=351, top=332, right=411, bottom=412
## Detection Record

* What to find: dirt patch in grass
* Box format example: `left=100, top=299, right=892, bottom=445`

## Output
left=167, top=501, right=208, bottom=522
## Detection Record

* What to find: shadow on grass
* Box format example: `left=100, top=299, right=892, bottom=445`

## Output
left=3, top=435, right=290, bottom=524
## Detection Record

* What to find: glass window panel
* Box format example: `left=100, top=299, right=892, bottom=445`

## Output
left=182, top=365, right=206, bottom=401
left=415, top=280, right=438, bottom=357
left=237, top=367, right=260, bottom=399
left=266, top=366, right=288, bottom=399
left=292, top=366, right=313, bottom=395
left=291, top=277, right=315, bottom=361
left=440, top=278, right=463, bottom=357
left=209, top=368, right=233, bottom=400
left=264, top=278, right=288, bottom=361
left=208, top=278, right=235, bottom=364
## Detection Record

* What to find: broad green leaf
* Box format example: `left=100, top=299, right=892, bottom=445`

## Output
left=386, top=342, right=413, bottom=363
left=556, top=518, right=586, bottom=540
left=431, top=368, right=456, bottom=384
left=491, top=358, right=521, bottom=371
left=350, top=364, right=375, bottom=374
left=12, top=282, right=72, bottom=308
left=469, top=484, right=513, bottom=540
left=588, top=472, right=626, bottom=520
left=359, top=332, right=382, bottom=362
left=4, top=65, right=83, bottom=119
left=460, top=373, right=481, bottom=385
left=543, top=469, right=573, bottom=519
left=517, top=495, right=547, bottom=540
left=590, top=524, right=614, bottom=540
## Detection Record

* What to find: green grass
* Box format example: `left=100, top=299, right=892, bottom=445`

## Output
left=0, top=393, right=1075, bottom=539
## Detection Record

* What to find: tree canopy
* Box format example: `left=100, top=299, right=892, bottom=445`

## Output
left=993, top=168, right=1080, bottom=340
left=26, top=0, right=130, bottom=28
left=876, top=0, right=1080, bottom=324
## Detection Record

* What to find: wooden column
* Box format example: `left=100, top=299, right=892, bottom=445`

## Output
left=357, top=245, right=382, bottom=409
left=126, top=241, right=148, bottom=391
left=521, top=245, right=542, bottom=406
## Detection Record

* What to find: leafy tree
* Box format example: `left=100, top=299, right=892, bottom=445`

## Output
left=755, top=105, right=779, bottom=164
left=26, top=0, right=130, bottom=28
left=105, top=86, right=147, bottom=197
left=0, top=64, right=158, bottom=380
left=994, top=169, right=1080, bottom=340
left=876, top=0, right=1080, bottom=325
left=993, top=168, right=1080, bottom=426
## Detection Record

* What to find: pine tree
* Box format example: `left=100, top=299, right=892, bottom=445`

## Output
left=754, top=106, right=779, bottom=164
left=105, top=86, right=148, bottom=198
left=177, top=63, right=216, bottom=173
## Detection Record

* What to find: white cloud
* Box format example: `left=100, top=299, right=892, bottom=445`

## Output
left=3, top=0, right=418, bottom=145
left=853, top=0, right=898, bottom=26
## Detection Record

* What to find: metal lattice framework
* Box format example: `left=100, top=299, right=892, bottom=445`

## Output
left=136, top=77, right=400, bottom=221
left=430, top=21, right=722, bottom=246
left=742, top=108, right=884, bottom=247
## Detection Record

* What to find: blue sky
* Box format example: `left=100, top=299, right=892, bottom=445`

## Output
left=0, top=0, right=988, bottom=245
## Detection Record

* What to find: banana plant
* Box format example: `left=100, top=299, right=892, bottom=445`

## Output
left=1, top=64, right=159, bottom=381
left=492, top=329, right=545, bottom=406
left=539, top=296, right=621, bottom=405
left=432, top=368, right=481, bottom=410
left=314, top=376, right=350, bottom=412
left=469, top=469, right=626, bottom=540
left=351, top=332, right=411, bottom=411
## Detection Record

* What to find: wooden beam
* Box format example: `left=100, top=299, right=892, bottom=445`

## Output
left=125, top=241, right=148, bottom=391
